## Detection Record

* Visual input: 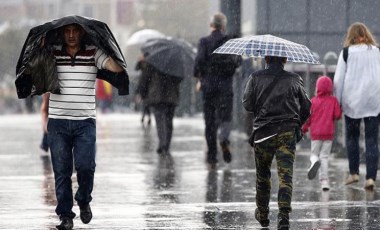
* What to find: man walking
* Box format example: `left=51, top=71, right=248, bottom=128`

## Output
left=243, top=56, right=311, bottom=229
left=47, top=23, right=124, bottom=230
left=136, top=56, right=182, bottom=155
left=193, top=12, right=241, bottom=169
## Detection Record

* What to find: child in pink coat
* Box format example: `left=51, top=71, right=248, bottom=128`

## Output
left=302, top=76, right=342, bottom=190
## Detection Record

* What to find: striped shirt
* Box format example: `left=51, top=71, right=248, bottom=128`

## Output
left=48, top=45, right=109, bottom=120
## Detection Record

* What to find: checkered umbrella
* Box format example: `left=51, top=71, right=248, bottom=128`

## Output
left=213, top=34, right=320, bottom=64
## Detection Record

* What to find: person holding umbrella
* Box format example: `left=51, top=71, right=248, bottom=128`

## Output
left=213, top=33, right=318, bottom=229
left=193, top=12, right=241, bottom=169
left=243, top=56, right=311, bottom=230
left=17, top=20, right=125, bottom=230
left=139, top=37, right=195, bottom=155
left=215, top=34, right=318, bottom=229
left=135, top=52, right=182, bottom=155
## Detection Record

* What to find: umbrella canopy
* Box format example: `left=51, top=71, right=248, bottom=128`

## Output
left=125, top=29, right=165, bottom=78
left=126, top=29, right=165, bottom=46
left=213, top=34, right=320, bottom=64
left=141, top=37, right=196, bottom=78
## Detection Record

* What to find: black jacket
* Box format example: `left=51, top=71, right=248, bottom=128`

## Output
left=15, top=15, right=129, bottom=99
left=242, top=63, right=311, bottom=145
left=193, top=30, right=241, bottom=92
left=136, top=63, right=182, bottom=106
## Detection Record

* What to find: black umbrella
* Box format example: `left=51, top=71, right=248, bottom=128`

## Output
left=141, top=37, right=196, bottom=78
left=15, top=15, right=129, bottom=98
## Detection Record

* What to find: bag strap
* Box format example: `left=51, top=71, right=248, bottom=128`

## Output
left=343, top=46, right=380, bottom=62
left=343, top=47, right=348, bottom=63
left=256, top=76, right=282, bottom=113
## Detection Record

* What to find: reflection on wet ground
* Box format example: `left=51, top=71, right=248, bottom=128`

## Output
left=0, top=113, right=379, bottom=229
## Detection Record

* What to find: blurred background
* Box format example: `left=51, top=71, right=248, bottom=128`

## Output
left=1, top=0, right=380, bottom=156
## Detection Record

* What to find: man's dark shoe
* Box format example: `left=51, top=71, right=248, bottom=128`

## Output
left=156, top=147, right=169, bottom=155
left=56, top=217, right=73, bottom=230
left=220, top=141, right=232, bottom=163
left=79, top=204, right=92, bottom=224
left=277, top=212, right=289, bottom=230
left=255, top=208, right=269, bottom=227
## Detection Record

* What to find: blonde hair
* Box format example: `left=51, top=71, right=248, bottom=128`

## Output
left=344, top=22, right=378, bottom=47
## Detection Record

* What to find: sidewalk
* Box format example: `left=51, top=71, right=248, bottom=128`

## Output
left=0, top=113, right=378, bottom=230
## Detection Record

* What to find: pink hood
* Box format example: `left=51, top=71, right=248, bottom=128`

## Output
left=316, top=76, right=332, bottom=96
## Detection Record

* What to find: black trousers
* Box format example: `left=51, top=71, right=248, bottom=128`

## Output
left=152, top=103, right=176, bottom=152
left=202, top=90, right=233, bottom=163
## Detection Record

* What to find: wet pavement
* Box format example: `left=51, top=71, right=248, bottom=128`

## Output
left=0, top=112, right=379, bottom=230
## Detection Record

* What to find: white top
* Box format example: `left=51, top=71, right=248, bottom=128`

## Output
left=48, top=45, right=109, bottom=120
left=334, top=44, right=380, bottom=118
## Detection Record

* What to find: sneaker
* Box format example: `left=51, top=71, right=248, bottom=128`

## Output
left=56, top=217, right=73, bottom=230
left=220, top=140, right=232, bottom=163
left=307, top=160, right=321, bottom=180
left=320, top=179, right=330, bottom=191
left=277, top=212, right=289, bottom=230
left=79, top=204, right=92, bottom=224
left=345, top=174, right=359, bottom=185
left=364, top=178, right=375, bottom=190
left=254, top=208, right=269, bottom=227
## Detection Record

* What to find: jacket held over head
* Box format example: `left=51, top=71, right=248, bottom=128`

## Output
left=15, top=15, right=129, bottom=99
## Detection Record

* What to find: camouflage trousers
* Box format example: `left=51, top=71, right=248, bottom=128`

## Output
left=253, top=131, right=296, bottom=214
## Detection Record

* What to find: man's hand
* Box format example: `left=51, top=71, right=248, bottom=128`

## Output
left=105, top=57, right=124, bottom=73
left=195, top=80, right=202, bottom=92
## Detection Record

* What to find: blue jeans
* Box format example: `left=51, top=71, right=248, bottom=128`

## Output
left=47, top=118, right=96, bottom=218
left=345, top=115, right=379, bottom=180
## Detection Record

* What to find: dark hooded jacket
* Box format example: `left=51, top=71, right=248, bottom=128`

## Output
left=242, top=62, right=311, bottom=146
left=15, top=15, right=129, bottom=99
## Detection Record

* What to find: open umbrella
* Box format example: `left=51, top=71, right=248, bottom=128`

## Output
left=125, top=29, right=165, bottom=78
left=15, top=15, right=129, bottom=98
left=126, top=29, right=165, bottom=46
left=141, top=37, right=196, bottom=78
left=213, top=34, right=320, bottom=64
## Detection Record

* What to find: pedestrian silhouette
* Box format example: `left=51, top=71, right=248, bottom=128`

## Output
left=243, top=56, right=311, bottom=230
left=15, top=17, right=129, bottom=230
left=302, top=76, right=342, bottom=191
left=334, top=22, right=380, bottom=190
left=134, top=56, right=152, bottom=126
left=136, top=52, right=183, bottom=155
left=193, top=12, right=241, bottom=169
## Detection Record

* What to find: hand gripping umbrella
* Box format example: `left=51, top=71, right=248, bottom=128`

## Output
left=141, top=37, right=197, bottom=79
left=213, top=34, right=320, bottom=64
left=15, top=15, right=129, bottom=99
